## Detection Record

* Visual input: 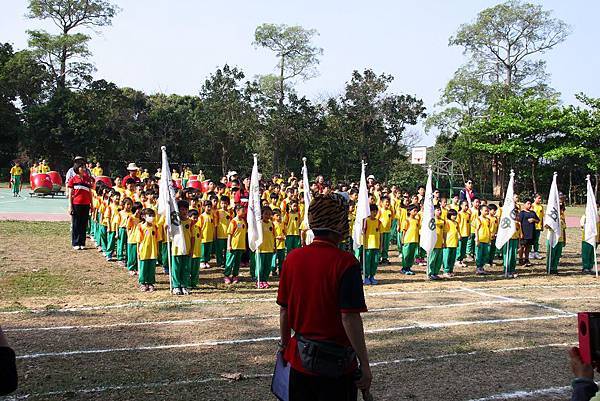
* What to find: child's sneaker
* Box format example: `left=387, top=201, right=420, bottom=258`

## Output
left=405, top=270, right=415, bottom=275
left=172, top=288, right=183, bottom=295
left=224, top=277, right=232, bottom=284
left=441, top=272, right=454, bottom=278
left=476, top=268, right=489, bottom=275
left=73, top=246, right=80, bottom=251
left=428, top=275, right=441, bottom=280
left=263, top=282, right=270, bottom=289
left=256, top=282, right=263, bottom=289
left=128, top=270, right=136, bottom=277
left=370, top=277, right=378, bottom=285
left=232, top=276, right=240, bottom=284
left=181, top=288, right=190, bottom=295
left=147, top=285, right=155, bottom=292
left=139, top=284, right=148, bottom=292
left=363, top=277, right=372, bottom=285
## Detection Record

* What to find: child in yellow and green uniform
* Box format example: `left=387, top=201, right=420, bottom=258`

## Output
left=474, top=204, right=491, bottom=275
left=401, top=204, right=420, bottom=275
left=126, top=202, right=142, bottom=275
left=137, top=208, right=159, bottom=292
left=102, top=191, right=120, bottom=261
left=456, top=201, right=471, bottom=266
left=283, top=201, right=302, bottom=253
left=198, top=201, right=215, bottom=269
left=215, top=196, right=232, bottom=268
left=378, top=196, right=393, bottom=265
left=156, top=213, right=170, bottom=274
left=9, top=162, right=23, bottom=197
left=487, top=204, right=499, bottom=266
left=363, top=204, right=382, bottom=285
left=188, top=209, right=202, bottom=288
left=427, top=205, right=445, bottom=280
left=272, top=209, right=286, bottom=275
left=466, top=198, right=481, bottom=259
left=531, top=194, right=545, bottom=259
left=254, top=206, right=275, bottom=289
left=224, top=205, right=247, bottom=284
left=117, top=198, right=133, bottom=265
left=502, top=210, right=520, bottom=278
left=395, top=198, right=408, bottom=249
left=171, top=200, right=193, bottom=295
left=580, top=211, right=600, bottom=274
left=443, top=209, right=459, bottom=277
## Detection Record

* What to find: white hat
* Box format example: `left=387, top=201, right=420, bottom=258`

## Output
left=367, top=174, right=375, bottom=180
left=227, top=170, right=238, bottom=178
left=127, top=162, right=140, bottom=171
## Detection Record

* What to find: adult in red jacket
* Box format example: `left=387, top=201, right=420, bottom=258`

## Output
left=277, top=194, right=372, bottom=401
left=67, top=160, right=94, bottom=250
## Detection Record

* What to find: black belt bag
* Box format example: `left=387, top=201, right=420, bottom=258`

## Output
left=296, top=334, right=356, bottom=378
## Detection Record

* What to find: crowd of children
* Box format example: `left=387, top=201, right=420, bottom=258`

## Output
left=75, top=162, right=594, bottom=295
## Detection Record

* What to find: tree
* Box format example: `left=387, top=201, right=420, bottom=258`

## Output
left=27, top=0, right=119, bottom=89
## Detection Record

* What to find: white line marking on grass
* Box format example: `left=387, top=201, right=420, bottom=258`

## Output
left=15, top=314, right=575, bottom=360
left=465, top=385, right=571, bottom=401
left=5, top=342, right=576, bottom=400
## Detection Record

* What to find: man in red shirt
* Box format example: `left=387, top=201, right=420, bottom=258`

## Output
left=122, top=162, right=141, bottom=185
left=277, top=194, right=372, bottom=401
left=67, top=160, right=94, bottom=250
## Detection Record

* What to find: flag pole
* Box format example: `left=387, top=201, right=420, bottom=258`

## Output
left=362, top=160, right=367, bottom=281
left=167, top=226, right=173, bottom=294
left=254, top=154, right=261, bottom=288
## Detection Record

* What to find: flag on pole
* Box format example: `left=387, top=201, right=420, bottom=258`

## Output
left=584, top=175, right=598, bottom=247
left=419, top=166, right=436, bottom=253
left=352, top=161, right=370, bottom=251
left=544, top=172, right=561, bottom=249
left=247, top=154, right=263, bottom=252
left=495, top=170, right=516, bottom=250
left=157, top=146, right=186, bottom=253
left=301, top=157, right=314, bottom=245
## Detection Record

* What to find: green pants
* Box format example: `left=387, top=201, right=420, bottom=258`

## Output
left=503, top=239, right=519, bottom=274
left=171, top=255, right=191, bottom=288
left=190, top=257, right=201, bottom=287
left=225, top=250, right=243, bottom=277
left=99, top=225, right=108, bottom=253
left=475, top=242, right=490, bottom=268
left=253, top=252, right=273, bottom=282
left=466, top=234, right=476, bottom=256
left=457, top=237, right=468, bottom=261
left=182, top=178, right=188, bottom=188
left=272, top=249, right=285, bottom=273
left=402, top=242, right=417, bottom=271
left=94, top=214, right=101, bottom=244
left=285, top=235, right=301, bottom=254
left=546, top=241, right=564, bottom=274
left=488, top=239, right=496, bottom=265
left=160, top=242, right=170, bottom=268
left=138, top=259, right=156, bottom=285
left=116, top=227, right=127, bottom=261
left=200, top=242, right=213, bottom=263
left=443, top=247, right=457, bottom=273
left=380, top=233, right=391, bottom=261
left=106, top=230, right=116, bottom=257
left=582, top=241, right=595, bottom=271
left=396, top=231, right=403, bottom=249
left=428, top=248, right=443, bottom=276
left=215, top=238, right=227, bottom=266
left=390, top=219, right=398, bottom=244
left=533, top=230, right=541, bottom=252
left=126, top=243, right=138, bottom=271
left=364, top=249, right=379, bottom=277
left=11, top=175, right=21, bottom=194
left=417, top=246, right=426, bottom=259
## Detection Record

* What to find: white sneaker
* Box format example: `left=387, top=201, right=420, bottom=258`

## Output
left=79, top=246, right=85, bottom=250
left=181, top=288, right=190, bottom=295
left=172, top=288, right=182, bottom=295
left=73, top=246, right=79, bottom=250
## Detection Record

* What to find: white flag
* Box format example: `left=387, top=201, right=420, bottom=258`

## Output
left=158, top=146, right=186, bottom=253
left=419, top=166, right=437, bottom=253
left=544, top=172, right=561, bottom=249
left=352, top=161, right=370, bottom=251
left=495, top=170, right=516, bottom=250
left=584, top=175, right=598, bottom=247
left=247, top=154, right=263, bottom=252
left=301, top=157, right=314, bottom=245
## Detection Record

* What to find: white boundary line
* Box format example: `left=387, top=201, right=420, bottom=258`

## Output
left=465, top=385, right=570, bottom=401
left=4, top=342, right=576, bottom=400
left=3, top=283, right=599, bottom=315
left=16, top=314, right=575, bottom=360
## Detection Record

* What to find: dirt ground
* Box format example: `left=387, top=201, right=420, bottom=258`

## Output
left=1, top=220, right=599, bottom=401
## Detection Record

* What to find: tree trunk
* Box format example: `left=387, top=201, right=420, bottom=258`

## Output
left=568, top=170, right=573, bottom=206
left=221, top=143, right=228, bottom=176
left=491, top=155, right=503, bottom=198
left=595, top=173, right=598, bottom=200
left=531, top=159, right=537, bottom=194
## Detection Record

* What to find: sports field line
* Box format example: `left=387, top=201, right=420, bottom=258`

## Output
left=465, top=385, right=570, bottom=401
left=3, top=282, right=598, bottom=315
left=4, top=342, right=576, bottom=400
left=5, top=299, right=514, bottom=333
left=15, top=314, right=574, bottom=360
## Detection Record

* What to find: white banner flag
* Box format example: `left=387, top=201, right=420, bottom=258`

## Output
left=301, top=157, right=314, bottom=245
left=584, top=175, right=598, bottom=247
left=544, top=172, right=561, bottom=249
left=247, top=154, right=263, bottom=252
left=352, top=161, right=370, bottom=251
left=157, top=146, right=186, bottom=253
left=495, top=170, right=516, bottom=250
left=419, top=166, right=437, bottom=253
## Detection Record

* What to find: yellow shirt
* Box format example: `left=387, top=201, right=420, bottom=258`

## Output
left=444, top=219, right=459, bottom=248
left=440, top=207, right=448, bottom=221
left=140, top=171, right=149, bottom=180
left=199, top=213, right=215, bottom=243
left=469, top=207, right=480, bottom=230
left=118, top=210, right=130, bottom=229
left=126, top=216, right=139, bottom=244
left=434, top=217, right=444, bottom=249
left=532, top=203, right=544, bottom=230
left=110, top=206, right=121, bottom=232
left=102, top=203, right=117, bottom=229
left=378, top=208, right=394, bottom=233
left=172, top=219, right=192, bottom=256
left=216, top=209, right=232, bottom=239
left=183, top=169, right=192, bottom=179
left=191, top=224, right=202, bottom=258
left=475, top=216, right=491, bottom=244
left=228, top=217, right=247, bottom=250
left=512, top=221, right=521, bottom=240
left=402, top=217, right=420, bottom=244
left=488, top=215, right=498, bottom=238
left=395, top=206, right=407, bottom=228
left=171, top=172, right=180, bottom=180
left=365, top=217, right=381, bottom=249
left=457, top=211, right=471, bottom=238
left=38, top=164, right=49, bottom=173
left=137, top=222, right=159, bottom=260
left=10, top=166, right=23, bottom=176
left=259, top=220, right=275, bottom=253
left=274, top=221, right=286, bottom=250
left=284, top=212, right=300, bottom=236
left=91, top=167, right=103, bottom=176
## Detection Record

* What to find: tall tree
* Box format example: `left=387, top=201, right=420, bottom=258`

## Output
left=27, top=0, right=119, bottom=89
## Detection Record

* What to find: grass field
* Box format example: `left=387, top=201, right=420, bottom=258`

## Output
left=1, top=220, right=599, bottom=401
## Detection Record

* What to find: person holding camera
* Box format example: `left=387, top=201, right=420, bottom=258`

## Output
left=277, top=194, right=372, bottom=401
left=0, top=326, right=18, bottom=395
left=569, top=346, right=600, bottom=401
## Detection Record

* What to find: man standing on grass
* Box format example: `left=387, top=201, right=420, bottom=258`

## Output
left=518, top=198, right=540, bottom=267
left=277, top=194, right=372, bottom=401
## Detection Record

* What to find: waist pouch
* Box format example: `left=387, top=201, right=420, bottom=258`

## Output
left=296, top=334, right=356, bottom=378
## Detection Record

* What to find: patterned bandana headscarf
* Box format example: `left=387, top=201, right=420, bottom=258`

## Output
left=308, top=194, right=349, bottom=235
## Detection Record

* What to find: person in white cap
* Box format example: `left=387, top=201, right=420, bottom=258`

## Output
left=123, top=163, right=141, bottom=184
left=367, top=175, right=376, bottom=188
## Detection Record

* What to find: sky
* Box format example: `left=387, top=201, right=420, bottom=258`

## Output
left=1, top=0, right=599, bottom=146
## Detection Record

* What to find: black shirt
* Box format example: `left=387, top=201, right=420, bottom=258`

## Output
left=519, top=210, right=539, bottom=240
left=0, top=347, right=17, bottom=395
